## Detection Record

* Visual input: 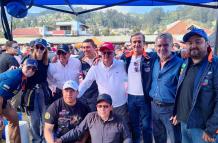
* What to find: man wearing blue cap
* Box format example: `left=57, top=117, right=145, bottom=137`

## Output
left=55, top=93, right=132, bottom=143
left=0, top=58, right=37, bottom=143
left=171, top=27, right=218, bottom=143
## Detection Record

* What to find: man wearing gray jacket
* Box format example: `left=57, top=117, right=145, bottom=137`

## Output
left=55, top=94, right=132, bottom=143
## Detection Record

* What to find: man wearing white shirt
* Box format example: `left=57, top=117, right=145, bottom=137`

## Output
left=78, top=42, right=128, bottom=119
left=48, top=44, right=81, bottom=101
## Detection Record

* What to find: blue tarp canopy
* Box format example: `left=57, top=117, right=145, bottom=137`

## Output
left=32, top=0, right=217, bottom=6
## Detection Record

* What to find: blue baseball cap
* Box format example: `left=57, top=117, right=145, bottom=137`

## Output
left=57, top=44, right=69, bottom=53
left=183, top=28, right=208, bottom=42
left=25, top=58, right=38, bottom=70
left=34, top=38, right=48, bottom=48
left=97, top=94, right=112, bottom=105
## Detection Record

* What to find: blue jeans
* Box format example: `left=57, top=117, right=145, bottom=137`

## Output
left=29, top=87, right=47, bottom=143
left=151, top=102, right=181, bottom=143
left=128, top=95, right=152, bottom=143
left=181, top=122, right=212, bottom=143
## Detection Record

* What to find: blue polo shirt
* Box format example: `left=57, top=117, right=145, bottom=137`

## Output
left=0, top=69, right=23, bottom=100
left=149, top=54, right=183, bottom=103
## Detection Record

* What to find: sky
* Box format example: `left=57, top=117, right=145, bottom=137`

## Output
left=29, top=5, right=178, bottom=14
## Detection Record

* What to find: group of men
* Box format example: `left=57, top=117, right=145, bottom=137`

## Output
left=0, top=27, right=217, bottom=143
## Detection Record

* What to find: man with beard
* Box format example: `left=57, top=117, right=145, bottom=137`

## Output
left=149, top=33, right=182, bottom=143
left=171, top=28, right=218, bottom=143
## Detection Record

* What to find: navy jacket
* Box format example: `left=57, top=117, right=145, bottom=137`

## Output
left=0, top=69, right=23, bottom=100
left=121, top=51, right=156, bottom=102
left=174, top=51, right=218, bottom=137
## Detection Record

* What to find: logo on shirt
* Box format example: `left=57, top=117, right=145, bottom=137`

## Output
left=2, top=84, right=10, bottom=91
left=45, top=112, right=51, bottom=120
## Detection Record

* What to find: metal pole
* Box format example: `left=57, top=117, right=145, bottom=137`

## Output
left=214, top=11, right=218, bottom=55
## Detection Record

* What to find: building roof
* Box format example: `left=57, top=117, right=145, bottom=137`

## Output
left=164, top=20, right=213, bottom=36
left=51, top=30, right=65, bottom=35
left=13, top=28, right=41, bottom=37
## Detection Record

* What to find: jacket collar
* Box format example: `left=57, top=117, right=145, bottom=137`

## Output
left=125, top=50, right=150, bottom=59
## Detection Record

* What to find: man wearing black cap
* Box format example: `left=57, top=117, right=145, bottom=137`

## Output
left=0, top=58, right=37, bottom=143
left=48, top=44, right=81, bottom=101
left=171, top=27, right=218, bottom=143
left=55, top=93, right=132, bottom=143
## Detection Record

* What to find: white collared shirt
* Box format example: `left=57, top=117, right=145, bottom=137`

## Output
left=78, top=59, right=128, bottom=107
left=127, top=55, right=144, bottom=95
left=48, top=57, right=81, bottom=90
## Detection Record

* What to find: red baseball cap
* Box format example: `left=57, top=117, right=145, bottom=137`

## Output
left=99, top=42, right=115, bottom=52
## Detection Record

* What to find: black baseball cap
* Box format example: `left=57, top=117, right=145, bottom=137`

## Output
left=97, top=94, right=112, bottom=105
left=57, top=44, right=69, bottom=53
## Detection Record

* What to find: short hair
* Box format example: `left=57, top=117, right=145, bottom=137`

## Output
left=5, top=40, right=17, bottom=48
left=155, top=33, right=173, bottom=44
left=130, top=32, right=145, bottom=43
left=83, top=39, right=97, bottom=48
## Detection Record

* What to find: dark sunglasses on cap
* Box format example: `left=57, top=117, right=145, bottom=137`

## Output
left=57, top=50, right=67, bottom=56
left=35, top=45, right=45, bottom=51
left=102, top=51, right=113, bottom=56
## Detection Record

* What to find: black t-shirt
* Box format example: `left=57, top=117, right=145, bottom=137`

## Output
left=44, top=98, right=90, bottom=139
left=26, top=60, right=48, bottom=89
left=0, top=53, right=19, bottom=73
left=177, top=60, right=202, bottom=122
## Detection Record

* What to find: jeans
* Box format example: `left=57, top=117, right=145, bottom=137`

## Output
left=128, top=95, right=152, bottom=143
left=181, top=122, right=212, bottom=143
left=151, top=102, right=181, bottom=143
left=29, top=87, right=47, bottom=143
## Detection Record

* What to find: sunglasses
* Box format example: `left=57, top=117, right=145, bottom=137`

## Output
left=12, top=46, right=20, bottom=50
left=96, top=104, right=110, bottom=109
left=35, top=45, right=45, bottom=51
left=57, top=51, right=67, bottom=56
left=102, top=51, right=113, bottom=56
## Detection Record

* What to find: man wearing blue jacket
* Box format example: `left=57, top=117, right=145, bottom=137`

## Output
left=0, top=58, right=37, bottom=143
left=171, top=27, right=218, bottom=143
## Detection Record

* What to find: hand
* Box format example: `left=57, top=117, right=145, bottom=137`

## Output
left=180, top=48, right=190, bottom=59
left=202, top=132, right=215, bottom=142
left=54, top=138, right=62, bottom=143
left=170, top=115, right=179, bottom=125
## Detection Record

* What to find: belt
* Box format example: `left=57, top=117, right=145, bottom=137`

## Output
left=152, top=100, right=174, bottom=107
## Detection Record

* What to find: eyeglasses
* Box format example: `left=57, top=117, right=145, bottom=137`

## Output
left=134, top=62, right=139, bottom=72
left=57, top=51, right=67, bottom=56
left=35, top=45, right=45, bottom=51
left=97, top=104, right=110, bottom=109
left=12, top=46, right=20, bottom=50
left=102, top=51, right=113, bottom=56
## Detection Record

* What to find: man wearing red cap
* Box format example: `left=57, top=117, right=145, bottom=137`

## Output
left=78, top=42, right=129, bottom=120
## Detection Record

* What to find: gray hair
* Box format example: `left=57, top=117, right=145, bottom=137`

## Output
left=155, top=33, right=173, bottom=44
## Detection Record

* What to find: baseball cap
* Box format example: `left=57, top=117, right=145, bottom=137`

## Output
left=29, top=40, right=35, bottom=47
left=183, top=27, right=208, bottom=42
left=57, top=44, right=70, bottom=53
left=99, top=42, right=115, bottom=52
left=25, top=58, right=38, bottom=70
left=34, top=38, right=48, bottom=48
left=97, top=94, right=112, bottom=105
left=63, top=80, right=79, bottom=91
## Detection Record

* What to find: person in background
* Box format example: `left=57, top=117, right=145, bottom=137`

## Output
left=0, top=41, right=19, bottom=73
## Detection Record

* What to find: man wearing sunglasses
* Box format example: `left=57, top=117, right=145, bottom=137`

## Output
left=55, top=94, right=132, bottom=143
left=0, top=40, right=20, bottom=73
left=78, top=42, right=129, bottom=121
left=0, top=58, right=37, bottom=143
left=48, top=44, right=81, bottom=102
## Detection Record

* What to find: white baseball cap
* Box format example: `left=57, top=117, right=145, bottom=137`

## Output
left=63, top=80, right=79, bottom=91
